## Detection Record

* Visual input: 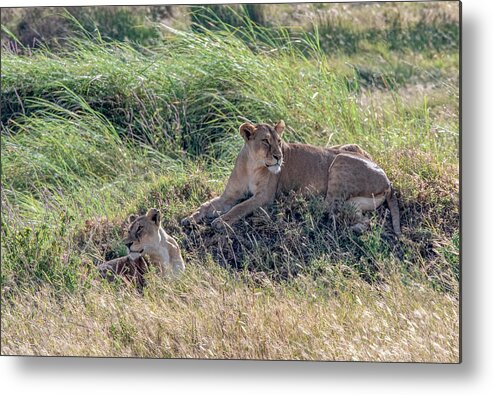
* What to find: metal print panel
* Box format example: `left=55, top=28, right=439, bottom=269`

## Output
left=0, top=1, right=460, bottom=362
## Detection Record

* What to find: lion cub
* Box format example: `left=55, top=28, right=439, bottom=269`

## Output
left=182, top=120, right=400, bottom=235
left=123, top=208, right=185, bottom=276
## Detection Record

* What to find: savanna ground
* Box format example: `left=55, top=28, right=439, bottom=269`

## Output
left=0, top=2, right=460, bottom=361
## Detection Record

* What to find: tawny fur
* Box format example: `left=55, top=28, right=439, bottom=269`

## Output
left=182, top=121, right=400, bottom=235
left=98, top=254, right=150, bottom=292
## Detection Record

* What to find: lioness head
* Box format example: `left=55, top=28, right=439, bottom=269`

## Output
left=239, top=120, right=285, bottom=174
left=123, top=208, right=162, bottom=259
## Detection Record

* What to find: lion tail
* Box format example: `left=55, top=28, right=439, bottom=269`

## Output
left=386, top=186, right=401, bottom=237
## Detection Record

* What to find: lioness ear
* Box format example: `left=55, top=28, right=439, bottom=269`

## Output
left=239, top=122, right=256, bottom=141
left=274, top=120, right=285, bottom=136
left=146, top=208, right=161, bottom=226
left=127, top=214, right=137, bottom=224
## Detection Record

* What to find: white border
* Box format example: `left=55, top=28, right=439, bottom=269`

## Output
left=2, top=0, right=492, bottom=394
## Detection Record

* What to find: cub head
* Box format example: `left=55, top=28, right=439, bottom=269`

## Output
left=239, top=120, right=285, bottom=174
left=122, top=208, right=162, bottom=259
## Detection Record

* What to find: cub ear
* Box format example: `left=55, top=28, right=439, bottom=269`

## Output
left=274, top=120, right=285, bottom=136
left=146, top=208, right=161, bottom=226
left=127, top=214, right=137, bottom=225
left=239, top=122, right=256, bottom=141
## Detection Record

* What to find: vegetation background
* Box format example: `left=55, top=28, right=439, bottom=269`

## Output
left=1, top=1, right=459, bottom=361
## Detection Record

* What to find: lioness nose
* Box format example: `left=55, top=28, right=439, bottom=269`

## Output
left=125, top=242, right=133, bottom=249
left=273, top=154, right=281, bottom=161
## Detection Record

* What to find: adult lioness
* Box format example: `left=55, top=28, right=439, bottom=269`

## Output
left=182, top=121, right=400, bottom=235
left=123, top=208, right=185, bottom=276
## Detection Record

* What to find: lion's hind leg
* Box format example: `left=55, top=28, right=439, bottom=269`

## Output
left=346, top=195, right=386, bottom=233
left=348, top=195, right=386, bottom=212
left=325, top=154, right=390, bottom=233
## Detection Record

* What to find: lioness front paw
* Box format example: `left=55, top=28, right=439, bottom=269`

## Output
left=181, top=215, right=199, bottom=227
left=211, top=218, right=227, bottom=232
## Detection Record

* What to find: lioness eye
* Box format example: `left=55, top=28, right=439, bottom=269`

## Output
left=262, top=139, right=269, bottom=144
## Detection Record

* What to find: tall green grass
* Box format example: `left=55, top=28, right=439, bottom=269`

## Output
left=2, top=21, right=458, bottom=162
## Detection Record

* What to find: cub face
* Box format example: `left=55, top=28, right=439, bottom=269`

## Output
left=239, top=120, right=285, bottom=174
left=122, top=208, right=162, bottom=259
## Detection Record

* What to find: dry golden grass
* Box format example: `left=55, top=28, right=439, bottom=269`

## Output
left=1, top=262, right=459, bottom=362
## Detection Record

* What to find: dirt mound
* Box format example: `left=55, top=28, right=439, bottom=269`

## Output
left=81, top=178, right=458, bottom=291
left=180, top=187, right=458, bottom=289
left=181, top=192, right=399, bottom=280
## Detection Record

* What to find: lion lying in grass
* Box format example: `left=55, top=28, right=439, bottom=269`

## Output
left=98, top=208, right=185, bottom=289
left=123, top=208, right=185, bottom=275
left=182, top=120, right=400, bottom=235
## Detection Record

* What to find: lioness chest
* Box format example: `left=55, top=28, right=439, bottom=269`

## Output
left=246, top=166, right=273, bottom=195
